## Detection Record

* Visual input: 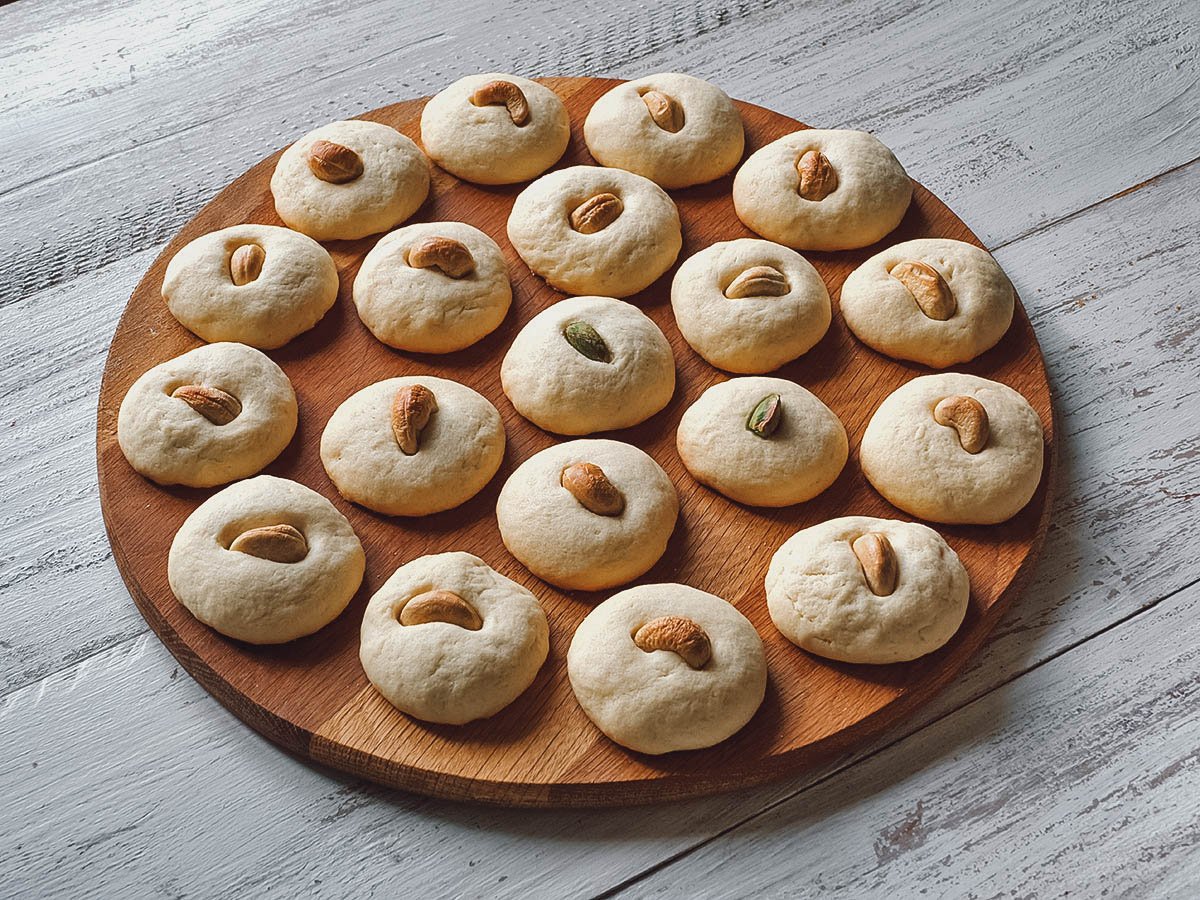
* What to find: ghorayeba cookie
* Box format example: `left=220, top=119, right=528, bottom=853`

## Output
left=733, top=129, right=912, bottom=251
left=360, top=552, right=549, bottom=724
left=507, top=165, right=681, bottom=297
left=118, top=342, right=297, bottom=488
left=583, top=72, right=744, bottom=189
left=840, top=238, right=1015, bottom=368
left=271, top=119, right=430, bottom=241
left=420, top=73, right=570, bottom=185
left=168, top=475, right=365, bottom=644
left=766, top=516, right=969, bottom=664
left=162, top=224, right=339, bottom=349
left=353, top=222, right=511, bottom=353
left=500, top=295, right=675, bottom=435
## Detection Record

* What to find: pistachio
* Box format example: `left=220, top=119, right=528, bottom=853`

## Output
left=562, top=321, right=612, bottom=363
left=746, top=393, right=783, bottom=438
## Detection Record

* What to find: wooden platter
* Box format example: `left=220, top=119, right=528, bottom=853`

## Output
left=96, top=77, right=1056, bottom=807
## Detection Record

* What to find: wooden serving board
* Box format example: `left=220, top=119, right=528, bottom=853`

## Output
left=96, top=77, right=1056, bottom=807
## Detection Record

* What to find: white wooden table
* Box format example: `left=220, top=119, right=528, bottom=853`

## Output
left=2, top=1, right=1198, bottom=896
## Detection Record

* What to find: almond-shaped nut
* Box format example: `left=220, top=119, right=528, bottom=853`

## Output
left=570, top=192, right=623, bottom=234
left=229, top=244, right=265, bottom=286
left=407, top=236, right=475, bottom=278
left=391, top=384, right=438, bottom=456
left=889, top=260, right=956, bottom=320
left=171, top=384, right=242, bottom=426
left=307, top=139, right=364, bottom=184
left=562, top=321, right=612, bottom=363
left=230, top=524, right=308, bottom=563
left=398, top=589, right=483, bottom=630
left=560, top=461, right=625, bottom=517
left=724, top=265, right=790, bottom=299
left=796, top=149, right=838, bottom=201
left=851, top=532, right=898, bottom=596
left=469, top=79, right=531, bottom=126
left=641, top=89, right=685, bottom=133
left=746, top=393, right=783, bottom=438
left=933, top=394, right=989, bottom=453
left=633, top=615, right=712, bottom=669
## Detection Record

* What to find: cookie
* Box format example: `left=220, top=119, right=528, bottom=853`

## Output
left=270, top=119, right=430, bottom=241
left=766, top=516, right=969, bottom=664
left=359, top=552, right=549, bottom=725
left=732, top=129, right=912, bottom=251
left=352, top=222, right=511, bottom=353
left=676, top=376, right=847, bottom=507
left=500, top=295, right=675, bottom=435
left=167, top=475, right=365, bottom=644
left=860, top=373, right=1045, bottom=524
left=117, top=342, right=297, bottom=488
left=496, top=439, right=678, bottom=591
left=583, top=72, right=744, bottom=189
left=162, top=224, right=339, bottom=349
left=320, top=376, right=505, bottom=517
left=839, top=238, right=1015, bottom=368
left=670, top=238, right=831, bottom=372
left=567, top=583, right=766, bottom=754
left=507, top=165, right=682, bottom=298
left=420, top=73, right=570, bottom=185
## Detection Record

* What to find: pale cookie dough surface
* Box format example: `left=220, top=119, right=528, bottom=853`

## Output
left=567, top=583, right=766, bottom=754
left=168, top=475, right=365, bottom=644
left=506, top=165, right=682, bottom=298
left=840, top=238, right=1015, bottom=368
left=420, top=73, right=570, bottom=185
left=162, top=224, right=339, bottom=349
left=766, top=516, right=969, bottom=664
left=270, top=119, right=430, bottom=241
left=353, top=221, right=511, bottom=353
left=676, top=376, right=847, bottom=507
left=732, top=129, right=912, bottom=251
left=861, top=373, right=1045, bottom=524
left=501, top=295, right=675, bottom=435
left=583, top=72, right=744, bottom=189
left=360, top=552, right=549, bottom=724
left=117, top=342, right=297, bottom=488
left=670, top=239, right=831, bottom=372
left=496, top=439, right=678, bottom=591
left=320, top=376, right=505, bottom=517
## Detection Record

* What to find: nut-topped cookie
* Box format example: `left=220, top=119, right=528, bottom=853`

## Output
left=359, top=552, right=549, bottom=724
left=861, top=373, right=1045, bottom=524
left=733, top=129, right=912, bottom=251
left=420, top=73, right=570, bottom=185
left=501, top=295, right=675, bottom=435
left=766, top=516, right=969, bottom=663
left=583, top=72, right=744, bottom=189
left=507, top=165, right=682, bottom=297
left=567, top=583, right=767, bottom=754
left=118, top=342, right=297, bottom=487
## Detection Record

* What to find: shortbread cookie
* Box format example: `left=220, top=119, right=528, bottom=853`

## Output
left=583, top=72, right=744, bottom=189
left=271, top=119, right=430, bottom=241
left=501, top=296, right=675, bottom=435
left=320, top=376, right=504, bottom=517
left=676, top=376, right=847, bottom=506
left=117, top=342, right=297, bottom=488
left=861, top=373, right=1044, bottom=524
left=496, top=439, right=678, bottom=591
left=360, top=552, right=549, bottom=724
left=507, top=165, right=682, bottom=297
left=766, top=516, right=968, bottom=664
left=670, top=239, right=831, bottom=372
left=168, top=475, right=365, bottom=644
left=733, top=129, right=912, bottom=251
left=840, top=238, right=1015, bottom=368
left=420, top=73, right=570, bottom=185
left=353, top=222, right=511, bottom=353
left=162, top=224, right=339, bottom=349
left=567, top=583, right=766, bottom=754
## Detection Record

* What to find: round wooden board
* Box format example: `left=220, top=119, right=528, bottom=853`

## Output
left=96, top=77, right=1056, bottom=807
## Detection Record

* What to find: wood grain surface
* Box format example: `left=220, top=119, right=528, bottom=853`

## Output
left=95, top=77, right=1054, bottom=806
